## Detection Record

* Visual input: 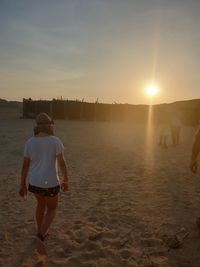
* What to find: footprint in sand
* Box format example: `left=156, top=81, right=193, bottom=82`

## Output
left=59, top=238, right=80, bottom=254
left=73, top=220, right=83, bottom=230
left=88, top=231, right=103, bottom=242
left=74, top=229, right=88, bottom=244
left=126, top=261, right=140, bottom=267
left=120, top=249, right=132, bottom=260
left=49, top=258, right=72, bottom=267
left=21, top=253, right=46, bottom=267
left=54, top=247, right=66, bottom=258
left=65, top=256, right=81, bottom=267
left=81, top=249, right=106, bottom=261
left=85, top=240, right=101, bottom=251
left=98, top=223, right=108, bottom=230
left=149, top=255, right=169, bottom=266
left=87, top=216, right=99, bottom=223
left=140, top=237, right=163, bottom=248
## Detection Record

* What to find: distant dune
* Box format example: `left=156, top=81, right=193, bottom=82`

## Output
left=0, top=98, right=22, bottom=108
left=0, top=99, right=22, bottom=119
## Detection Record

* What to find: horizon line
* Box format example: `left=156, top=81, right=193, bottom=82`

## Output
left=1, top=97, right=200, bottom=107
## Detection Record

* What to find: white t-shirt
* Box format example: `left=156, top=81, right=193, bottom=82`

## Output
left=24, top=136, right=64, bottom=188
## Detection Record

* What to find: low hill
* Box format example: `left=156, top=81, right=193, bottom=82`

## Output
left=0, top=98, right=22, bottom=108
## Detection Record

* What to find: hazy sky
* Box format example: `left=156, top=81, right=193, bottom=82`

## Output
left=0, top=0, right=199, bottom=104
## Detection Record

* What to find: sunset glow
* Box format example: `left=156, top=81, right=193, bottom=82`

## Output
left=0, top=1, right=199, bottom=104
left=146, top=85, right=159, bottom=96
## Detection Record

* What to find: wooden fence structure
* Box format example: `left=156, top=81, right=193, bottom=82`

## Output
left=22, top=98, right=150, bottom=123
left=22, top=98, right=200, bottom=125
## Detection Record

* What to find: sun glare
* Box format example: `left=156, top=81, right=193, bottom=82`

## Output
left=146, top=85, right=159, bottom=96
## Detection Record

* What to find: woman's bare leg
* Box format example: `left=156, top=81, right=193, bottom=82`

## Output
left=33, top=194, right=47, bottom=255
left=39, top=195, right=58, bottom=237
left=34, top=193, right=46, bottom=233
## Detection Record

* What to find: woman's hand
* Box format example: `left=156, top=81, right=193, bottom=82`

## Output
left=19, top=184, right=28, bottom=198
left=61, top=181, right=68, bottom=192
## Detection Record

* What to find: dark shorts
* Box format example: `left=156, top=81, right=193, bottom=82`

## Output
left=28, top=184, right=60, bottom=197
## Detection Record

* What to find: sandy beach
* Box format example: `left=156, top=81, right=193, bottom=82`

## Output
left=1, top=106, right=200, bottom=267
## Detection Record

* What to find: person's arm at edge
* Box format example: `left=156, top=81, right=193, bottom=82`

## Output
left=190, top=129, right=200, bottom=173
left=57, top=153, right=69, bottom=192
left=19, top=157, right=30, bottom=197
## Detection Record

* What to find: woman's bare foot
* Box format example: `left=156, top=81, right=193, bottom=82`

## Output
left=36, top=253, right=46, bottom=266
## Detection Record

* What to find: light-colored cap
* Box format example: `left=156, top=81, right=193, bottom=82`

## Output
left=35, top=112, right=53, bottom=125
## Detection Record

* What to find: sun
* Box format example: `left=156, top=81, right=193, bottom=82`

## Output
left=146, top=85, right=159, bottom=96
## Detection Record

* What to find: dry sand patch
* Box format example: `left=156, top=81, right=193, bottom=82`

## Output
left=0, top=110, right=200, bottom=266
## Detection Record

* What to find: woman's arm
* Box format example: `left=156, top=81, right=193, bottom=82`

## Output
left=57, top=153, right=69, bottom=191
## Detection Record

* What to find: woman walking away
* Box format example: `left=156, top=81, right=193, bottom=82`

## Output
left=19, top=112, right=69, bottom=255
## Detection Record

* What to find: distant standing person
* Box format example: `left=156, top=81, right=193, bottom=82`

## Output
left=158, top=123, right=170, bottom=148
left=170, top=113, right=181, bottom=146
left=190, top=127, right=200, bottom=174
left=19, top=113, right=69, bottom=255
left=158, top=107, right=170, bottom=148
